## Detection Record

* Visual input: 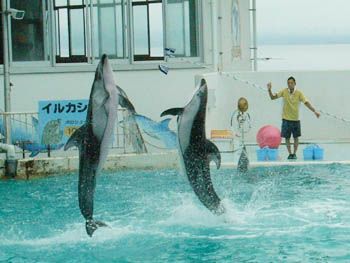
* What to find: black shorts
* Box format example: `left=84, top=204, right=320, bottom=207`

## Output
left=281, top=119, right=301, bottom=139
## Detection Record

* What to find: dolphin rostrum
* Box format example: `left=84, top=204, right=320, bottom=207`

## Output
left=160, top=79, right=224, bottom=215
left=64, top=54, right=135, bottom=237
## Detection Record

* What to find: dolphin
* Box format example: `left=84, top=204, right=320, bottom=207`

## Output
left=64, top=54, right=135, bottom=237
left=237, top=145, right=249, bottom=173
left=160, top=79, right=224, bottom=215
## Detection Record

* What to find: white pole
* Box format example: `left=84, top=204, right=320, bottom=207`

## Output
left=252, top=0, right=257, bottom=71
left=211, top=0, right=218, bottom=72
left=2, top=0, right=12, bottom=148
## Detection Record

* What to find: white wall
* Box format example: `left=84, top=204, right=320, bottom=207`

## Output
left=0, top=68, right=208, bottom=121
left=216, top=0, right=252, bottom=71
left=205, top=70, right=350, bottom=142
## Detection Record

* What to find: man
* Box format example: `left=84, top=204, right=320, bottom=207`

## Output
left=267, top=77, right=320, bottom=160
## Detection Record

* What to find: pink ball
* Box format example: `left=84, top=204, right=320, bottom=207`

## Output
left=256, top=125, right=282, bottom=148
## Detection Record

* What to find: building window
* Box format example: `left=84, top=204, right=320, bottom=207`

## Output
left=166, top=0, right=199, bottom=57
left=2, top=0, right=201, bottom=67
left=132, top=0, right=164, bottom=61
left=9, top=0, right=50, bottom=62
left=54, top=0, right=88, bottom=63
left=92, top=0, right=128, bottom=60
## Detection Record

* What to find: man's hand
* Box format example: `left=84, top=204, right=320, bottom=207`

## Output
left=315, top=111, right=320, bottom=118
left=267, top=82, right=272, bottom=91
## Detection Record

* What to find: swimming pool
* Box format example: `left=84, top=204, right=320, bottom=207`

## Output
left=1, top=164, right=350, bottom=262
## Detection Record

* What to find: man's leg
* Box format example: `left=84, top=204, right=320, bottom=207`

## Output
left=293, top=137, right=299, bottom=155
left=292, top=121, right=301, bottom=158
left=286, top=138, right=292, bottom=155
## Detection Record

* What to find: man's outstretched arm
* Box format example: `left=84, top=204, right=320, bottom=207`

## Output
left=267, top=82, right=278, bottom=100
left=305, top=101, right=320, bottom=118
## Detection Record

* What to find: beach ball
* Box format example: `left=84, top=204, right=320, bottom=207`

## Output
left=256, top=125, right=282, bottom=148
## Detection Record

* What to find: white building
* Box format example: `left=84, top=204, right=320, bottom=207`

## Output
left=1, top=0, right=349, bottom=144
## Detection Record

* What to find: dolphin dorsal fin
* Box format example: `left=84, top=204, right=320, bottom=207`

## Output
left=160, top=108, right=184, bottom=117
left=160, top=118, right=171, bottom=128
left=64, top=124, right=88, bottom=151
left=206, top=139, right=221, bottom=169
left=119, top=95, right=136, bottom=113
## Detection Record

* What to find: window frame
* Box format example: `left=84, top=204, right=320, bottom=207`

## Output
left=54, top=0, right=88, bottom=63
left=0, top=0, right=204, bottom=72
left=6, top=0, right=53, bottom=67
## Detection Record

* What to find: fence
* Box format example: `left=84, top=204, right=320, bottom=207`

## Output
left=0, top=109, right=136, bottom=158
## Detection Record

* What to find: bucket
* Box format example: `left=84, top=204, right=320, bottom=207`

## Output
left=313, top=146, right=324, bottom=160
left=303, top=147, right=314, bottom=161
left=267, top=148, right=278, bottom=161
left=256, top=148, right=267, bottom=161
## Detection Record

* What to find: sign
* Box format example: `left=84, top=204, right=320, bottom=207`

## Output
left=38, top=99, right=88, bottom=145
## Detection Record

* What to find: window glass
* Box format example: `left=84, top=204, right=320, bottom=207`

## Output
left=132, top=0, right=163, bottom=60
left=93, top=0, right=126, bottom=59
left=149, top=3, right=163, bottom=57
left=166, top=0, right=198, bottom=57
left=54, top=0, right=87, bottom=62
left=10, top=0, right=48, bottom=61
left=133, top=5, right=149, bottom=55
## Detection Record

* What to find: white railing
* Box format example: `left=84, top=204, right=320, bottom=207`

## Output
left=0, top=109, right=137, bottom=158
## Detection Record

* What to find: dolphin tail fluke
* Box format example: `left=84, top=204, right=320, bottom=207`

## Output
left=206, top=139, right=221, bottom=169
left=160, top=108, right=183, bottom=117
left=86, top=219, right=108, bottom=237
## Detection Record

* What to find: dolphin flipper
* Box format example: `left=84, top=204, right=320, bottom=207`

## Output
left=64, top=124, right=88, bottom=151
left=160, top=108, right=184, bottom=117
left=206, top=139, right=221, bottom=169
left=86, top=219, right=108, bottom=237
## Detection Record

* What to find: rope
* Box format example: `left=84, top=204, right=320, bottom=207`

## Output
left=164, top=52, right=350, bottom=125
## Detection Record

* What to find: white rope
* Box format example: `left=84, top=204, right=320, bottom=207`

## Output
left=164, top=53, right=350, bottom=125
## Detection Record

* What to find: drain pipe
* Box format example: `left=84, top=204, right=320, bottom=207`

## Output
left=0, top=143, right=17, bottom=177
left=211, top=0, right=219, bottom=72
left=250, top=0, right=258, bottom=71
left=2, top=1, right=13, bottom=151
left=2, top=2, right=17, bottom=177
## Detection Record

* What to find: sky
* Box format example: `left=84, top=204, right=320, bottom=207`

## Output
left=257, top=0, right=350, bottom=44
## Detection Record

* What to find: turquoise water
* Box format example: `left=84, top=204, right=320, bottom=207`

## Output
left=1, top=164, right=350, bottom=262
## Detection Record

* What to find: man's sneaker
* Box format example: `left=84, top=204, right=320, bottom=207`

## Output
left=287, top=154, right=293, bottom=160
left=291, top=154, right=297, bottom=160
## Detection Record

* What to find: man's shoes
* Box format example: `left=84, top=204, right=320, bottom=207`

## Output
left=288, top=154, right=297, bottom=160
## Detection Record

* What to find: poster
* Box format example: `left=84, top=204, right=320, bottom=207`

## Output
left=38, top=99, right=88, bottom=145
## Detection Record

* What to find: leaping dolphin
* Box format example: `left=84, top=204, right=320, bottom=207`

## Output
left=64, top=54, right=135, bottom=237
left=160, top=79, right=224, bottom=215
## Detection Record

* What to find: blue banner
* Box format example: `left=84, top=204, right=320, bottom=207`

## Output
left=38, top=99, right=88, bottom=145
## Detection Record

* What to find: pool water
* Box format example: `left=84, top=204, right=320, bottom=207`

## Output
left=1, top=164, right=350, bottom=262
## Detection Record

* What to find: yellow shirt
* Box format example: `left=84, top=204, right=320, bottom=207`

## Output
left=276, top=88, right=308, bottom=121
